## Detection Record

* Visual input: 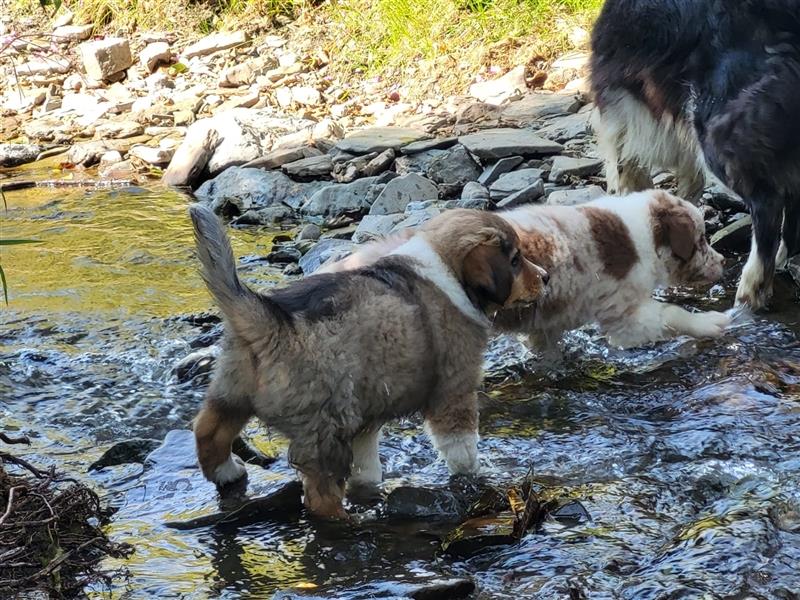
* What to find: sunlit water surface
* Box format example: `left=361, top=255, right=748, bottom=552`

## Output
left=2, top=172, right=799, bottom=599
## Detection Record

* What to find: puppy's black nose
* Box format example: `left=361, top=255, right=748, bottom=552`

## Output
left=542, top=273, right=550, bottom=286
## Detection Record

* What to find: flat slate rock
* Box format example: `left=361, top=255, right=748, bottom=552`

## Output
left=536, top=112, right=591, bottom=142
left=400, top=136, right=459, bottom=154
left=369, top=173, right=439, bottom=215
left=490, top=168, right=546, bottom=200
left=335, top=127, right=430, bottom=154
left=549, top=156, right=603, bottom=182
left=501, top=93, right=583, bottom=126
left=478, top=155, right=524, bottom=187
left=547, top=185, right=605, bottom=206
left=459, top=128, right=563, bottom=161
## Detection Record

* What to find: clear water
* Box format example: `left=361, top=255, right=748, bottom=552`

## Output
left=2, top=171, right=799, bottom=599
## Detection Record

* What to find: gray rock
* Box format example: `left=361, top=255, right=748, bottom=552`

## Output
left=88, top=439, right=160, bottom=471
left=95, top=120, right=144, bottom=139
left=495, top=180, right=544, bottom=208
left=195, top=167, right=326, bottom=215
left=386, top=486, right=466, bottom=519
left=457, top=198, right=491, bottom=210
left=185, top=109, right=314, bottom=176
left=14, top=57, right=71, bottom=76
left=547, top=185, right=605, bottom=206
left=549, top=156, right=603, bottom=182
left=395, top=149, right=448, bottom=175
left=205, top=113, right=264, bottom=174
left=67, top=141, right=112, bottom=167
left=0, top=143, right=41, bottom=167
left=536, top=112, right=591, bottom=143
left=391, top=206, right=441, bottom=233
left=299, top=238, right=355, bottom=274
left=297, top=223, right=321, bottom=241
left=335, top=126, right=430, bottom=154
left=301, top=175, right=389, bottom=218
left=501, top=93, right=583, bottom=126
left=243, top=146, right=306, bottom=170
left=710, top=214, right=752, bottom=253
left=459, top=128, right=563, bottom=161
left=477, top=156, right=524, bottom=187
left=469, top=65, right=527, bottom=105
left=361, top=148, right=396, bottom=177
left=400, top=136, right=459, bottom=155
left=232, top=205, right=294, bottom=225
left=181, top=31, right=247, bottom=60
left=172, top=346, right=220, bottom=384
left=490, top=168, right=546, bottom=201
left=79, top=37, right=133, bottom=80
left=52, top=24, right=93, bottom=43
left=370, top=173, right=439, bottom=215
left=353, top=214, right=406, bottom=243
left=426, top=144, right=481, bottom=197
left=140, top=41, right=171, bottom=73
left=267, top=246, right=302, bottom=264
left=461, top=181, right=490, bottom=201
left=129, top=144, right=174, bottom=165
left=281, top=155, right=333, bottom=179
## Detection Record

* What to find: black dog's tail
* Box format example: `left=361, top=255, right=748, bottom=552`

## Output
left=189, top=204, right=273, bottom=340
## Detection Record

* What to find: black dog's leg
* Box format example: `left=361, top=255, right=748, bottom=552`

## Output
left=781, top=201, right=800, bottom=263
left=736, top=196, right=783, bottom=310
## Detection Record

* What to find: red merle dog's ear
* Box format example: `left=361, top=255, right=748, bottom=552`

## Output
left=664, top=210, right=696, bottom=261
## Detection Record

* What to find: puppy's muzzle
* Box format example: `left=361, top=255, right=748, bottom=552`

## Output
left=507, top=258, right=549, bottom=308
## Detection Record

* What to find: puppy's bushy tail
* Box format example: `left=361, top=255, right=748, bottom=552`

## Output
left=189, top=204, right=270, bottom=337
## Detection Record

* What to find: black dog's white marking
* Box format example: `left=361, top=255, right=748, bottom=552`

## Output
left=590, top=0, right=800, bottom=310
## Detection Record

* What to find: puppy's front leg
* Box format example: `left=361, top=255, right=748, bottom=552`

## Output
left=605, top=299, right=730, bottom=347
left=424, top=393, right=480, bottom=475
left=349, top=427, right=383, bottom=487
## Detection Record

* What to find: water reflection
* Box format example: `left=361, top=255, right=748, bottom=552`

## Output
left=2, top=181, right=800, bottom=598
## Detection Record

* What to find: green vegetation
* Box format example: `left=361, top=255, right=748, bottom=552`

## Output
left=0, top=190, right=40, bottom=306
left=14, top=0, right=599, bottom=90
left=324, top=0, right=601, bottom=74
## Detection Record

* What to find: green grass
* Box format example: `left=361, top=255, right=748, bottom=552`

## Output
left=322, top=0, right=602, bottom=75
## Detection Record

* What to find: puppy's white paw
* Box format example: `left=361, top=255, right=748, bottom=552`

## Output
left=693, top=310, right=731, bottom=338
left=434, top=432, right=480, bottom=476
left=212, top=454, right=248, bottom=486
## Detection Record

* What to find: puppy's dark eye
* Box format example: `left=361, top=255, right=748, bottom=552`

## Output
left=511, top=253, right=520, bottom=268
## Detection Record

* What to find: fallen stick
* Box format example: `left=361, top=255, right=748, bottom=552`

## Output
left=0, top=179, right=133, bottom=192
left=0, top=433, right=30, bottom=445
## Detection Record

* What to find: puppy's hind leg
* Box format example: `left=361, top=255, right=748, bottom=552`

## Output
left=194, top=399, right=251, bottom=488
left=424, top=393, right=480, bottom=476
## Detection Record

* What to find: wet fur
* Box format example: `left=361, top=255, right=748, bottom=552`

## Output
left=590, top=0, right=800, bottom=310
left=323, top=192, right=727, bottom=350
left=189, top=206, right=545, bottom=519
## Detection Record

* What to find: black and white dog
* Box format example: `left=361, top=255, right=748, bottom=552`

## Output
left=590, top=0, right=800, bottom=310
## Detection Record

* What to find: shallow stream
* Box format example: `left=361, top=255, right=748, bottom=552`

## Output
left=2, top=169, right=799, bottom=599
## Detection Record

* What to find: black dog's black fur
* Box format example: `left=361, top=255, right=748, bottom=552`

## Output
left=590, top=0, right=800, bottom=307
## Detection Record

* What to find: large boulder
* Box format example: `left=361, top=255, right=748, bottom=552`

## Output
left=301, top=174, right=394, bottom=218
left=194, top=167, right=327, bottom=215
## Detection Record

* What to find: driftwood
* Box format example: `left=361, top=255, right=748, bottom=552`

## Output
left=0, top=450, right=132, bottom=597
left=0, top=179, right=133, bottom=192
left=162, top=126, right=220, bottom=187
left=164, top=480, right=303, bottom=530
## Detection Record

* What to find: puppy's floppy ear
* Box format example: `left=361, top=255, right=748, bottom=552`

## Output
left=461, top=231, right=513, bottom=309
left=660, top=210, right=696, bottom=261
